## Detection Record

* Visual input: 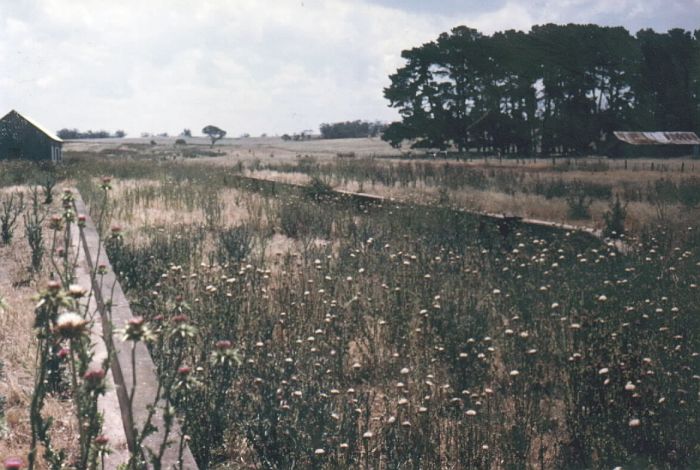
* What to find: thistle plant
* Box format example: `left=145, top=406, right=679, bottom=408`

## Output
left=0, top=191, right=24, bottom=245
left=25, top=183, right=116, bottom=470
left=119, top=298, right=198, bottom=470
left=24, top=187, right=45, bottom=273
left=71, top=166, right=700, bottom=468
left=42, top=175, right=57, bottom=205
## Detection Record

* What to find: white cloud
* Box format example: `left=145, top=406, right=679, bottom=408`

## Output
left=0, top=0, right=695, bottom=136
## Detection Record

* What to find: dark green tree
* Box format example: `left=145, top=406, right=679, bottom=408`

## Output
left=202, top=125, right=227, bottom=147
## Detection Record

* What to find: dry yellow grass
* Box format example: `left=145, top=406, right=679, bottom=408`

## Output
left=238, top=156, right=699, bottom=234
left=102, top=178, right=304, bottom=265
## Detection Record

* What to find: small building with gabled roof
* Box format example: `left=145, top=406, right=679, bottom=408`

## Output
left=612, top=131, right=700, bottom=158
left=0, top=110, right=63, bottom=162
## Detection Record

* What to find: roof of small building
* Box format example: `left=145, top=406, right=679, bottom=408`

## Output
left=0, top=109, right=63, bottom=143
left=613, top=131, right=700, bottom=145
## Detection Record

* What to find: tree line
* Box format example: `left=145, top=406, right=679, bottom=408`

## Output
left=57, top=128, right=126, bottom=139
left=382, top=24, right=700, bottom=156
left=319, top=120, right=388, bottom=139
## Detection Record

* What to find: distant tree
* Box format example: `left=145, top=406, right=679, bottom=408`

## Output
left=202, top=125, right=227, bottom=147
left=56, top=128, right=121, bottom=139
left=281, top=134, right=292, bottom=141
left=114, top=130, right=127, bottom=138
left=181, top=128, right=192, bottom=137
left=57, top=128, right=80, bottom=139
left=319, top=120, right=388, bottom=139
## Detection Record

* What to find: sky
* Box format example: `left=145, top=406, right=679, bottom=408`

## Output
left=1, top=0, right=698, bottom=137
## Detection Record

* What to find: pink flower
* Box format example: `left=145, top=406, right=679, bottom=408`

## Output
left=83, top=368, right=106, bottom=388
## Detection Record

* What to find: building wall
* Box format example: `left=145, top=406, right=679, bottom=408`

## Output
left=610, top=142, right=695, bottom=158
left=0, top=112, right=60, bottom=161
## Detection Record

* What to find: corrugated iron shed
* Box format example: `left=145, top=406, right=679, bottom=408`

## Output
left=613, top=131, right=700, bottom=145
left=1, top=110, right=63, bottom=142
left=0, top=109, right=63, bottom=161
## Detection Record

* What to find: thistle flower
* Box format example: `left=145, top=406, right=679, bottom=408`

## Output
left=123, top=316, right=153, bottom=343
left=100, top=176, right=113, bottom=191
left=56, top=312, right=89, bottom=339
left=47, top=280, right=61, bottom=293
left=3, top=457, right=23, bottom=469
left=49, top=214, right=63, bottom=230
left=83, top=368, right=106, bottom=389
left=110, top=225, right=123, bottom=240
left=67, top=284, right=88, bottom=298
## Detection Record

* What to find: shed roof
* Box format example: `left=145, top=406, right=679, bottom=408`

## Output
left=0, top=109, right=63, bottom=143
left=613, top=131, right=700, bottom=145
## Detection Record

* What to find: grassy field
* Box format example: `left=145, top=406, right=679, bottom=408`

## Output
left=1, top=139, right=699, bottom=468
left=66, top=136, right=700, bottom=235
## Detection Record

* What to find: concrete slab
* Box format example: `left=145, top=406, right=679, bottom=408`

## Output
left=73, top=192, right=198, bottom=469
